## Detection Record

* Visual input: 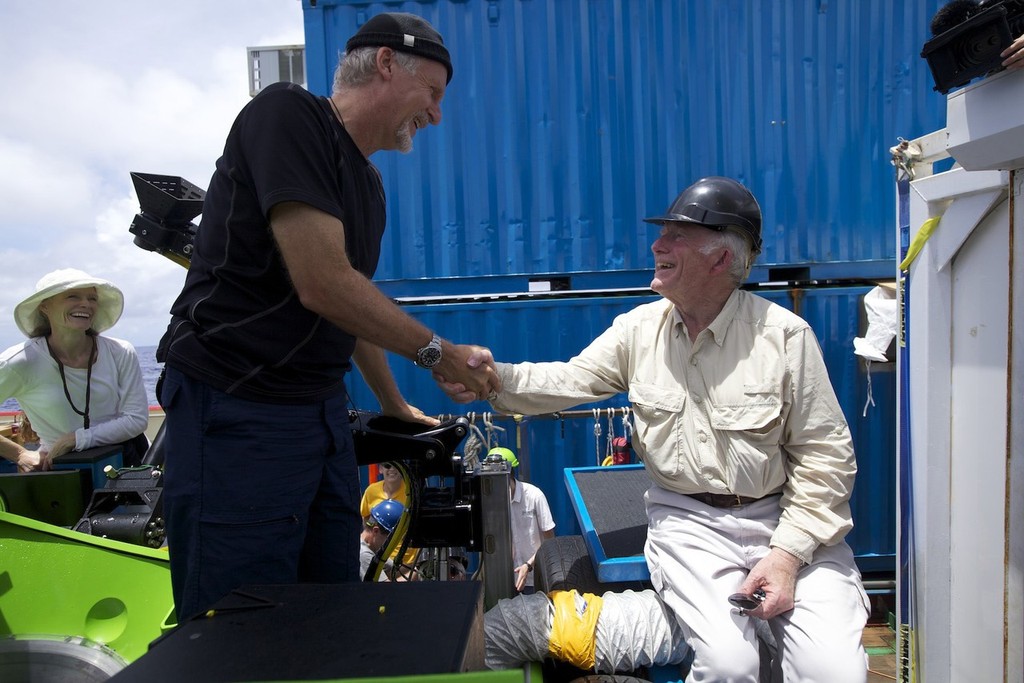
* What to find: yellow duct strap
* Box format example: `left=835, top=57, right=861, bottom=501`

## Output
left=548, top=589, right=604, bottom=669
left=899, top=216, right=941, bottom=272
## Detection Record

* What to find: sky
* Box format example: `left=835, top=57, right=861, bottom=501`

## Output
left=0, top=1, right=306, bottom=351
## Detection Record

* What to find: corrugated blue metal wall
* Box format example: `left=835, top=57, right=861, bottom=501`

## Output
left=345, top=286, right=895, bottom=572
left=303, top=0, right=947, bottom=288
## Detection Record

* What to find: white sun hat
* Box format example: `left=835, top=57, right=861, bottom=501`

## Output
left=14, top=268, right=125, bottom=338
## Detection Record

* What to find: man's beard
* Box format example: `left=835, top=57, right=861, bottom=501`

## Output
left=396, top=113, right=428, bottom=153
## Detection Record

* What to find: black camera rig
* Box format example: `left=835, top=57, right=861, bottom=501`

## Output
left=348, top=410, right=515, bottom=606
left=923, top=0, right=1024, bottom=93
left=128, top=172, right=202, bottom=268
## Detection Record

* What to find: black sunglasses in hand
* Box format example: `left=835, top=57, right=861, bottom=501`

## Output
left=728, top=588, right=767, bottom=611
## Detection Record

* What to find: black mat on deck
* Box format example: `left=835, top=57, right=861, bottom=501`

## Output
left=570, top=467, right=652, bottom=559
left=110, top=582, right=484, bottom=682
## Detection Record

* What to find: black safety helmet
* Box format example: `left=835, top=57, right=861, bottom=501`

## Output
left=643, top=176, right=763, bottom=254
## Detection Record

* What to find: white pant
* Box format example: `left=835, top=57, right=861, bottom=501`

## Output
left=644, top=486, right=870, bottom=683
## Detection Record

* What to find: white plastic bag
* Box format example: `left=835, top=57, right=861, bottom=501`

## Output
left=853, top=285, right=897, bottom=362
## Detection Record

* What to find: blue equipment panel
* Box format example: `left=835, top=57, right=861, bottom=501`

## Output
left=52, top=444, right=123, bottom=491
left=0, top=444, right=123, bottom=492
left=565, top=464, right=652, bottom=584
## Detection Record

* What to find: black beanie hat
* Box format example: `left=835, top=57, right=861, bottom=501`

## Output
left=346, top=12, right=453, bottom=84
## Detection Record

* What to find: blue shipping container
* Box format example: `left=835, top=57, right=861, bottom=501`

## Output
left=303, top=0, right=948, bottom=289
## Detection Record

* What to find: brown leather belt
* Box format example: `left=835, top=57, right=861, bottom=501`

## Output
left=688, top=492, right=764, bottom=508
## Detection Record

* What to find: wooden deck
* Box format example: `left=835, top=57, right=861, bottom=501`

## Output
left=865, top=624, right=897, bottom=682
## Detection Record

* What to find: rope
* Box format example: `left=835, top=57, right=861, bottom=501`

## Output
left=483, top=411, right=506, bottom=450
left=461, top=412, right=488, bottom=465
left=605, top=408, right=615, bottom=463
left=862, top=359, right=877, bottom=417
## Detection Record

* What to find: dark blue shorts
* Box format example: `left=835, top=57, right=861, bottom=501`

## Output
left=159, top=367, right=360, bottom=620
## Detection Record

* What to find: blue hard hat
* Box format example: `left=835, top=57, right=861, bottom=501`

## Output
left=370, top=499, right=404, bottom=533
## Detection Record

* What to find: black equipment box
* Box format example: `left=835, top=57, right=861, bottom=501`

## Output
left=110, top=581, right=485, bottom=682
left=0, top=469, right=86, bottom=526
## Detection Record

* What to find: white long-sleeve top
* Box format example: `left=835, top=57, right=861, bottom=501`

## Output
left=0, top=335, right=149, bottom=452
left=491, top=290, right=857, bottom=564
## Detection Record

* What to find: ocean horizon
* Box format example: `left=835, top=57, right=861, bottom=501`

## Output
left=1, top=345, right=162, bottom=412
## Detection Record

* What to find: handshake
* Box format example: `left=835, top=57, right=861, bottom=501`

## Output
left=432, top=345, right=499, bottom=404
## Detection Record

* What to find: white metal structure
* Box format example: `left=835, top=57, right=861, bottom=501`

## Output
left=247, top=44, right=306, bottom=97
left=897, top=67, right=1024, bottom=682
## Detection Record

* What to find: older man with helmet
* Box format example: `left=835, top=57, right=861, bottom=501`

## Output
left=441, top=177, right=870, bottom=681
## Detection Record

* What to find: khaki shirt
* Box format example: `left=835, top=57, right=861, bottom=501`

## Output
left=492, top=289, right=856, bottom=564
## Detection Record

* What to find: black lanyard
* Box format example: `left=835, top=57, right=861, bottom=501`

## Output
left=47, top=335, right=97, bottom=429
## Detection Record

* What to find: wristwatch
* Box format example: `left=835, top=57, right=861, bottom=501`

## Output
left=415, top=333, right=443, bottom=368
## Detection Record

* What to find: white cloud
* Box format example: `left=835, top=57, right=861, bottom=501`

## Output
left=0, top=0, right=305, bottom=350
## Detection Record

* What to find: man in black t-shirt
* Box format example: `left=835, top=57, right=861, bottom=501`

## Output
left=156, top=12, right=499, bottom=620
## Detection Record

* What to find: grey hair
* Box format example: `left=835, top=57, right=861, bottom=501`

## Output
left=332, top=46, right=421, bottom=93
left=699, top=228, right=755, bottom=285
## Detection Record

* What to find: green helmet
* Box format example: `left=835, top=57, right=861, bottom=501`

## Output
left=488, top=446, right=519, bottom=468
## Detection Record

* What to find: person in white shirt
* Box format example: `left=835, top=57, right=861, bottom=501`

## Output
left=0, top=268, right=148, bottom=471
left=441, top=178, right=870, bottom=681
left=489, top=447, right=555, bottom=592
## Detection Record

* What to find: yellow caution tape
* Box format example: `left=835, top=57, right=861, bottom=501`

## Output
left=898, top=623, right=915, bottom=682
left=548, top=589, right=604, bottom=669
left=898, top=216, right=941, bottom=272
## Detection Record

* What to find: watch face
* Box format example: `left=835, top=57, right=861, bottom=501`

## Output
left=417, top=346, right=442, bottom=368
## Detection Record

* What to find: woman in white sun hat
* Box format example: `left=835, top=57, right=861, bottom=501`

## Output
left=0, top=268, right=149, bottom=472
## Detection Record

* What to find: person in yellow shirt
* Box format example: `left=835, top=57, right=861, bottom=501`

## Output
left=359, top=462, right=418, bottom=567
left=360, top=499, right=404, bottom=581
